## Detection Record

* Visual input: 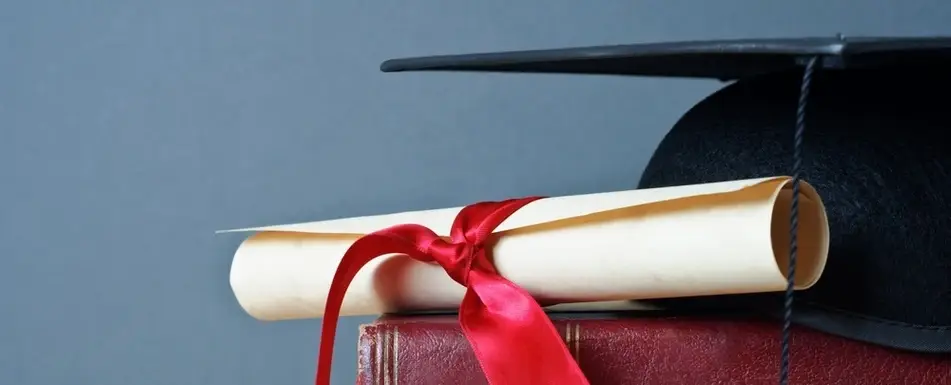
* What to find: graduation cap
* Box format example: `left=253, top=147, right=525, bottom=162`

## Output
left=380, top=36, right=951, bottom=372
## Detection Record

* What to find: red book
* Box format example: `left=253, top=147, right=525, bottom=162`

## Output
left=356, top=313, right=950, bottom=384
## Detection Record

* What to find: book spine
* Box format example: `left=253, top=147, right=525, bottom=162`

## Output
left=355, top=316, right=950, bottom=385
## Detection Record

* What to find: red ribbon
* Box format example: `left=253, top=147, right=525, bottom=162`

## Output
left=314, top=197, right=590, bottom=385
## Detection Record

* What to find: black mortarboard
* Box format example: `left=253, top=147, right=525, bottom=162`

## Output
left=380, top=36, right=951, bottom=363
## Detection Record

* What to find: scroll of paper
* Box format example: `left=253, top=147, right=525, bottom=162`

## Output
left=222, top=176, right=829, bottom=321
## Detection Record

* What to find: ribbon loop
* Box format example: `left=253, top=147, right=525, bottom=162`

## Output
left=314, top=197, right=591, bottom=385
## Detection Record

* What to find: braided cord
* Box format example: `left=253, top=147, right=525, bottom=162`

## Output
left=779, top=56, right=818, bottom=385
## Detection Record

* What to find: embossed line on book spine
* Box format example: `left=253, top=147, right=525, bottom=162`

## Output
left=374, top=325, right=399, bottom=385
left=574, top=323, right=581, bottom=362
left=564, top=322, right=582, bottom=362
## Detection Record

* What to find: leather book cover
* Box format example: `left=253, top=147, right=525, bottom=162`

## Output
left=355, top=314, right=949, bottom=385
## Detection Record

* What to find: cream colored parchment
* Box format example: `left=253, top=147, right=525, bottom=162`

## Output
left=220, top=176, right=829, bottom=321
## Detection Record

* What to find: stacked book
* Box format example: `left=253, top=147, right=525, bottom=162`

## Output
left=355, top=313, right=948, bottom=384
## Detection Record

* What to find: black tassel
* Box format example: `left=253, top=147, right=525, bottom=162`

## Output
left=780, top=55, right=817, bottom=385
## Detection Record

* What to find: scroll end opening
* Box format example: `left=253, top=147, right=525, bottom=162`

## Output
left=770, top=180, right=830, bottom=289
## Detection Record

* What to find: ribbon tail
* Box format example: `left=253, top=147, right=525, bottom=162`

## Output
left=313, top=228, right=436, bottom=385
left=459, top=270, right=590, bottom=385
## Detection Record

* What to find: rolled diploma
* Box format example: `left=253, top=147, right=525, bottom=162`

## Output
left=222, top=176, right=829, bottom=321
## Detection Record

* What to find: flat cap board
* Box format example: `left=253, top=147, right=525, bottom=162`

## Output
left=380, top=36, right=951, bottom=80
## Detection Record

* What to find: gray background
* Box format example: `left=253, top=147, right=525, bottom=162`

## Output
left=2, top=1, right=950, bottom=384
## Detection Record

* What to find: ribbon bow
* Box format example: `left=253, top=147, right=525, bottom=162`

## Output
left=314, top=197, right=590, bottom=385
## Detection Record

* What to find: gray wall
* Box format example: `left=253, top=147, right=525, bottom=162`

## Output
left=3, top=1, right=949, bottom=384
